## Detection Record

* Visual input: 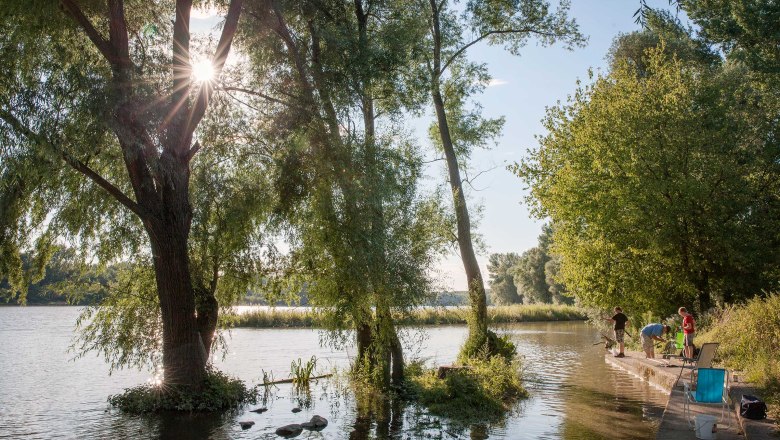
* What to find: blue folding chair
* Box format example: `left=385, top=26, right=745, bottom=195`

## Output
left=683, top=367, right=732, bottom=429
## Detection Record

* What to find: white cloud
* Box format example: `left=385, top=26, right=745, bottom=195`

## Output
left=487, top=79, right=508, bottom=87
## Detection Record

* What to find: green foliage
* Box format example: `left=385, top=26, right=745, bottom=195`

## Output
left=459, top=330, right=517, bottom=363
left=513, top=247, right=551, bottom=304
left=494, top=224, right=572, bottom=305
left=516, top=36, right=780, bottom=315
left=239, top=0, right=454, bottom=389
left=108, top=368, right=258, bottom=413
left=0, top=248, right=112, bottom=305
left=487, top=253, right=522, bottom=305
left=697, top=294, right=780, bottom=420
left=290, top=356, right=318, bottom=385
left=681, top=0, right=780, bottom=73
left=698, top=294, right=780, bottom=386
left=609, top=8, right=719, bottom=74
left=72, top=263, right=161, bottom=372
left=406, top=356, right=527, bottom=423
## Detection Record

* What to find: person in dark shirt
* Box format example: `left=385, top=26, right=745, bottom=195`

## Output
left=604, top=306, right=629, bottom=357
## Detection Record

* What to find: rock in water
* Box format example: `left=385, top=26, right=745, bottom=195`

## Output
left=275, top=424, right=303, bottom=437
left=310, top=415, right=328, bottom=429
left=239, top=421, right=255, bottom=430
left=300, top=422, right=315, bottom=430
left=291, top=407, right=302, bottom=413
left=249, top=407, right=268, bottom=413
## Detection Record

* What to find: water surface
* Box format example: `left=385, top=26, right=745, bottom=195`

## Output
left=0, top=307, right=667, bottom=439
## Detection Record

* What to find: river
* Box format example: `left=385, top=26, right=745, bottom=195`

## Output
left=0, top=307, right=667, bottom=439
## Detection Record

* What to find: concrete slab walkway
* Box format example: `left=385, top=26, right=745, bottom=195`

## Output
left=604, top=351, right=778, bottom=440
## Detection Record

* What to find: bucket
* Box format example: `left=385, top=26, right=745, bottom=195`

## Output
left=694, top=414, right=718, bottom=440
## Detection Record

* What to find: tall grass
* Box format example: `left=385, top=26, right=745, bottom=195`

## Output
left=231, top=304, right=586, bottom=328
left=698, top=293, right=780, bottom=421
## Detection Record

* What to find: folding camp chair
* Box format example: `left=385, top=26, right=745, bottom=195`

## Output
left=683, top=367, right=732, bottom=429
left=672, top=342, right=719, bottom=385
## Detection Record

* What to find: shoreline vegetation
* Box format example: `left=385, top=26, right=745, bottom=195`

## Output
left=229, top=304, right=586, bottom=328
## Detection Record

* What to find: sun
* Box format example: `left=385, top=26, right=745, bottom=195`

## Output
left=192, top=59, right=215, bottom=83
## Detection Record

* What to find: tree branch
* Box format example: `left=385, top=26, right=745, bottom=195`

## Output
left=219, top=85, right=306, bottom=110
left=171, top=0, right=193, bottom=114
left=107, top=0, right=131, bottom=68
left=440, top=28, right=563, bottom=76
left=0, top=108, right=145, bottom=218
left=186, top=0, right=244, bottom=144
left=59, top=0, right=117, bottom=64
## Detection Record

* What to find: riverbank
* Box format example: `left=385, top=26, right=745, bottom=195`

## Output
left=230, top=304, right=586, bottom=328
left=604, top=351, right=778, bottom=439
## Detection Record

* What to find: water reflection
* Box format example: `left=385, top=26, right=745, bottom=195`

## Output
left=348, top=393, right=404, bottom=439
left=0, top=309, right=668, bottom=439
left=155, top=412, right=231, bottom=440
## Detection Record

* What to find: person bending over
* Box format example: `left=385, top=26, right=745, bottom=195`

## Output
left=604, top=307, right=629, bottom=357
left=640, top=323, right=671, bottom=359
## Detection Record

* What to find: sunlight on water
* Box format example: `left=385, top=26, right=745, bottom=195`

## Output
left=0, top=308, right=668, bottom=439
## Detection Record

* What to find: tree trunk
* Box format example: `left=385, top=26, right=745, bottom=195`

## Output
left=389, top=327, right=404, bottom=385
left=431, top=87, right=489, bottom=349
left=195, top=287, right=219, bottom=357
left=355, top=321, right=374, bottom=372
left=147, top=222, right=207, bottom=387
left=144, top=155, right=206, bottom=388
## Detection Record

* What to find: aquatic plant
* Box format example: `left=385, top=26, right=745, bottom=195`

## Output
left=291, top=356, right=318, bottom=385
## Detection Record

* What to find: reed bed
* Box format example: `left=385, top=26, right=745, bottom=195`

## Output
left=231, top=304, right=586, bottom=328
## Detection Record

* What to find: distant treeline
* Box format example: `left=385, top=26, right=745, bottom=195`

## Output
left=487, top=224, right=571, bottom=306
left=0, top=249, right=113, bottom=305
left=1, top=250, right=475, bottom=307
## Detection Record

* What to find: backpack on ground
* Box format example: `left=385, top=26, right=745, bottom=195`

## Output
left=740, top=394, right=768, bottom=420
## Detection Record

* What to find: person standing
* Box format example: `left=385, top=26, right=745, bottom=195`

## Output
left=678, top=307, right=696, bottom=359
left=640, top=323, right=671, bottom=359
left=604, top=307, right=629, bottom=357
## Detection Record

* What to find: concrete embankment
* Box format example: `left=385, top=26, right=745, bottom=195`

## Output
left=604, top=351, right=778, bottom=440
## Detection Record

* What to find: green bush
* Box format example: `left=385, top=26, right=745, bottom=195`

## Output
left=405, top=356, right=527, bottom=423
left=698, top=294, right=780, bottom=420
left=458, top=330, right=517, bottom=362
left=108, top=368, right=258, bottom=413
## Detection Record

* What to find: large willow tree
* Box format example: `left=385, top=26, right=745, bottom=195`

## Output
left=0, top=0, right=245, bottom=388
left=239, top=0, right=448, bottom=389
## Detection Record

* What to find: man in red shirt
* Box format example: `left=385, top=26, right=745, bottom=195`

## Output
left=678, top=307, right=696, bottom=359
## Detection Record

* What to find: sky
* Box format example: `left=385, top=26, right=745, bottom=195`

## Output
left=193, top=0, right=681, bottom=291
left=420, top=0, right=682, bottom=290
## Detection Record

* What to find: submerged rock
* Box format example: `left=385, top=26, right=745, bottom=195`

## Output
left=275, top=424, right=303, bottom=437
left=311, top=415, right=327, bottom=427
left=291, top=407, right=302, bottom=413
left=249, top=407, right=268, bottom=413
left=305, top=415, right=328, bottom=431
left=239, top=421, right=255, bottom=430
